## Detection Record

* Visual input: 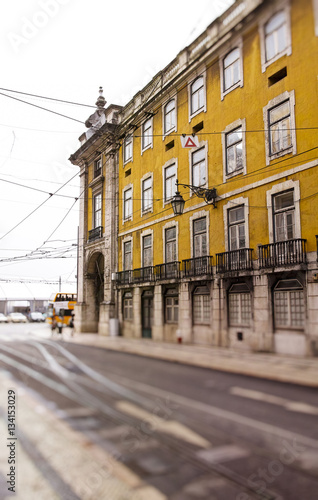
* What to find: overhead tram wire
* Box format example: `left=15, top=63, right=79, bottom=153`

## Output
left=0, top=170, right=80, bottom=242
left=0, top=176, right=78, bottom=199
left=0, top=92, right=85, bottom=125
left=0, top=87, right=96, bottom=109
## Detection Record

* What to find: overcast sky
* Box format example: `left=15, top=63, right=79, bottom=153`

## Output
left=0, top=0, right=234, bottom=297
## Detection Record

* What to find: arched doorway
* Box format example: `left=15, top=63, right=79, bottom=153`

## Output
left=86, top=252, right=104, bottom=327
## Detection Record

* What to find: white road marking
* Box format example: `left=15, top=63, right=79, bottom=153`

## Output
left=197, top=444, right=250, bottom=464
left=0, top=371, right=168, bottom=500
left=230, top=386, right=318, bottom=415
left=116, top=400, right=211, bottom=449
left=110, top=373, right=318, bottom=450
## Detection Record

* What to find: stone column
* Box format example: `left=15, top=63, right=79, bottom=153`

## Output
left=178, top=282, right=192, bottom=343
left=133, top=287, right=142, bottom=338
left=99, top=148, right=119, bottom=335
left=252, top=273, right=272, bottom=352
left=211, top=278, right=227, bottom=347
left=152, top=284, right=163, bottom=341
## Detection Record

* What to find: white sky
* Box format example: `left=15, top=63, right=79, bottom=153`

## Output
left=0, top=0, right=234, bottom=297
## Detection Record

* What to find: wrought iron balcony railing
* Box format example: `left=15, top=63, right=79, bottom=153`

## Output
left=258, top=239, right=307, bottom=268
left=116, top=270, right=132, bottom=285
left=183, top=256, right=213, bottom=277
left=132, top=266, right=154, bottom=283
left=88, top=226, right=103, bottom=242
left=154, top=261, right=180, bottom=280
left=216, top=248, right=253, bottom=273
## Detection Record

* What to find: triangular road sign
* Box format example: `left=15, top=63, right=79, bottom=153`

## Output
left=180, top=135, right=200, bottom=148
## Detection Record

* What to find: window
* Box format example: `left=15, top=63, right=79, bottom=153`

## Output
left=226, top=127, right=243, bottom=175
left=260, top=8, right=291, bottom=72
left=273, top=190, right=295, bottom=242
left=94, top=158, right=102, bottom=178
left=193, top=286, right=210, bottom=324
left=268, top=100, right=291, bottom=155
left=266, top=180, right=300, bottom=243
left=265, top=11, right=287, bottom=62
left=274, top=279, right=304, bottom=328
left=222, top=119, right=246, bottom=182
left=165, top=227, right=176, bottom=263
left=228, top=283, right=252, bottom=326
left=123, top=241, right=132, bottom=271
left=263, top=91, right=296, bottom=164
left=142, top=177, right=152, bottom=212
left=93, top=193, right=102, bottom=228
left=165, top=289, right=178, bottom=323
left=224, top=48, right=240, bottom=91
left=142, top=235, right=152, bottom=268
left=142, top=117, right=153, bottom=150
left=124, top=135, right=133, bottom=163
left=190, top=76, right=204, bottom=116
left=123, top=187, right=132, bottom=220
left=193, top=218, right=207, bottom=257
left=123, top=291, right=133, bottom=321
left=228, top=206, right=245, bottom=251
left=164, top=163, right=176, bottom=202
left=164, top=100, right=176, bottom=135
left=191, top=147, right=206, bottom=187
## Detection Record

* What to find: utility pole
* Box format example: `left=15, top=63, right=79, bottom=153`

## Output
left=59, top=276, right=61, bottom=292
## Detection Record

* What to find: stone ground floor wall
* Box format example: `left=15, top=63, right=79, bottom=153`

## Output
left=114, top=264, right=318, bottom=357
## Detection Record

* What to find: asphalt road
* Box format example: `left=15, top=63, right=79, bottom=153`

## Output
left=0, top=323, right=317, bottom=500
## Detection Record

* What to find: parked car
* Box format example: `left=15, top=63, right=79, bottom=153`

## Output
left=0, top=313, right=8, bottom=323
left=29, top=312, right=44, bottom=322
left=7, top=312, right=28, bottom=323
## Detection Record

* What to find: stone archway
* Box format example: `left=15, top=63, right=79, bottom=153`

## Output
left=85, top=252, right=105, bottom=330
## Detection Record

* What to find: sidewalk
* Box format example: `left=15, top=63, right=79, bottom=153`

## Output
left=65, top=332, right=318, bottom=388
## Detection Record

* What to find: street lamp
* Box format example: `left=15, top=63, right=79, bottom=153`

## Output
left=171, top=179, right=217, bottom=216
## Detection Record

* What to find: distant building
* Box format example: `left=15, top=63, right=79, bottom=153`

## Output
left=70, top=0, right=318, bottom=356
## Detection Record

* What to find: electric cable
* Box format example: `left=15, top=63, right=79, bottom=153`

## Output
left=0, top=170, right=80, bottom=242
left=0, top=87, right=96, bottom=109
left=0, top=91, right=85, bottom=125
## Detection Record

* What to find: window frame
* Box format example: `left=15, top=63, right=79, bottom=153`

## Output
left=193, top=286, right=210, bottom=325
left=193, top=217, right=207, bottom=258
left=190, top=210, right=210, bottom=258
left=228, top=282, right=252, bottom=327
left=273, top=279, right=305, bottom=329
left=228, top=205, right=246, bottom=252
left=189, top=143, right=208, bottom=191
left=222, top=118, right=246, bottom=182
left=165, top=226, right=177, bottom=264
left=259, top=4, right=292, bottom=73
left=123, top=291, right=133, bottom=321
left=266, top=180, right=301, bottom=243
left=272, top=190, right=295, bottom=242
left=123, top=134, right=133, bottom=164
left=163, top=161, right=177, bottom=204
left=142, top=233, right=153, bottom=268
left=94, top=157, right=102, bottom=178
left=263, top=91, right=296, bottom=165
left=223, top=197, right=250, bottom=252
left=141, top=175, right=153, bottom=214
left=123, top=239, right=132, bottom=271
left=93, top=192, right=102, bottom=229
left=123, top=185, right=133, bottom=222
left=165, top=288, right=179, bottom=324
left=188, top=71, right=206, bottom=122
left=163, top=98, right=177, bottom=138
left=219, top=39, right=243, bottom=100
left=141, top=116, right=153, bottom=153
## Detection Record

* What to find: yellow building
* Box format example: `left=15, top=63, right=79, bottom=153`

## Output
left=71, top=0, right=318, bottom=356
